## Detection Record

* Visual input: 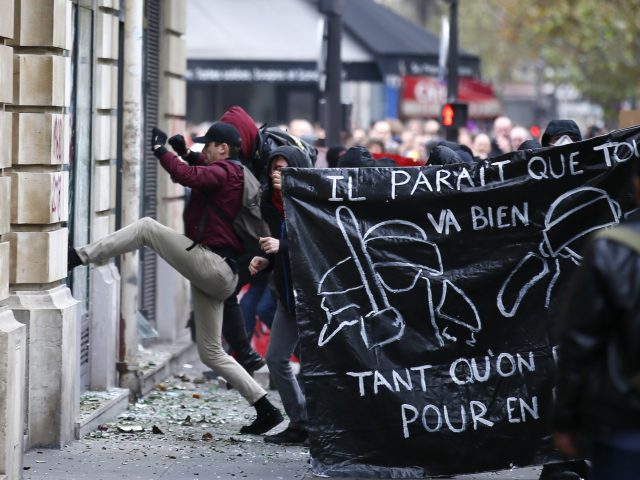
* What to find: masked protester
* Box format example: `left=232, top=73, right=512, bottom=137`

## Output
left=541, top=120, right=582, bottom=147
left=249, top=146, right=312, bottom=445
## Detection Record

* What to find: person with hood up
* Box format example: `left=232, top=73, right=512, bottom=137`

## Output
left=337, top=145, right=376, bottom=168
left=171, top=106, right=263, bottom=179
left=541, top=120, right=583, bottom=147
left=428, top=140, right=475, bottom=165
left=221, top=106, right=265, bottom=179
left=249, top=145, right=312, bottom=445
left=168, top=106, right=267, bottom=378
left=518, top=139, right=543, bottom=151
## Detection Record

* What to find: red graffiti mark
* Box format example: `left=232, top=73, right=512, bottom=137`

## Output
left=51, top=174, right=63, bottom=219
left=53, top=116, right=63, bottom=163
left=68, top=116, right=74, bottom=166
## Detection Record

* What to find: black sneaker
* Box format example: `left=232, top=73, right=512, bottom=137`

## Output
left=243, top=356, right=266, bottom=375
left=239, top=408, right=284, bottom=435
left=264, top=426, right=308, bottom=446
left=67, top=247, right=83, bottom=271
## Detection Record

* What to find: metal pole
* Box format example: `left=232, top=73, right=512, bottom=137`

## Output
left=119, top=0, right=143, bottom=394
left=445, top=0, right=459, bottom=141
left=321, top=0, right=343, bottom=146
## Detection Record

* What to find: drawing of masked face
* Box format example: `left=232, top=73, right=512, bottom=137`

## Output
left=318, top=220, right=443, bottom=348
left=317, top=215, right=481, bottom=349
left=498, top=187, right=622, bottom=317
left=318, top=257, right=368, bottom=347
left=365, top=222, right=482, bottom=347
left=364, top=221, right=444, bottom=288
left=541, top=187, right=621, bottom=262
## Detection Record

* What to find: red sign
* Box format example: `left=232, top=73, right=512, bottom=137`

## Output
left=400, top=76, right=502, bottom=119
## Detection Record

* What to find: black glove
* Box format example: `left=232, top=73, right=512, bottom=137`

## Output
left=168, top=134, right=187, bottom=156
left=151, top=127, right=167, bottom=150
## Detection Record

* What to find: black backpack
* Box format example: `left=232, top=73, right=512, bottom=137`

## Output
left=256, top=125, right=317, bottom=177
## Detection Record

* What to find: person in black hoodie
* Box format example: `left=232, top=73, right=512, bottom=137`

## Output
left=541, top=120, right=582, bottom=147
left=249, top=145, right=312, bottom=445
left=428, top=141, right=476, bottom=165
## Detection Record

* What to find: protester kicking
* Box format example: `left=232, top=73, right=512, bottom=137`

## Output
left=68, top=122, right=283, bottom=435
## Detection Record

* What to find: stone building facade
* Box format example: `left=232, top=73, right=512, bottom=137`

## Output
left=0, top=1, right=188, bottom=478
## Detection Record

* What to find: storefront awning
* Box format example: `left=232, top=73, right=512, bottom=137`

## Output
left=343, top=0, right=480, bottom=78
left=186, top=0, right=481, bottom=84
left=186, top=0, right=380, bottom=83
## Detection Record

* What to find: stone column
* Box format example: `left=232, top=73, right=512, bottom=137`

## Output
left=155, top=0, right=190, bottom=343
left=3, top=288, right=78, bottom=449
left=6, top=0, right=80, bottom=449
left=0, top=307, right=26, bottom=480
left=0, top=3, right=26, bottom=478
left=118, top=0, right=144, bottom=393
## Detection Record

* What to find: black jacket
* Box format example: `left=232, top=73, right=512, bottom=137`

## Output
left=261, top=146, right=312, bottom=313
left=554, top=221, right=640, bottom=434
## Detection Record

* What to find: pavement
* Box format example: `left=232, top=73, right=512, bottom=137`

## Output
left=23, top=361, right=544, bottom=480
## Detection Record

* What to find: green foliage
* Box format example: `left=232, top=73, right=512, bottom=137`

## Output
left=455, top=0, right=640, bottom=119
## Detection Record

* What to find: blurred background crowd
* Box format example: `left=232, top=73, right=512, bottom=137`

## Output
left=185, top=115, right=608, bottom=168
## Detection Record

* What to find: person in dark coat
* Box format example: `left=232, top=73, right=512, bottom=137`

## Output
left=552, top=156, right=640, bottom=479
left=249, top=145, right=312, bottom=445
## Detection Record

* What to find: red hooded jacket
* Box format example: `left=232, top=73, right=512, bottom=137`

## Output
left=220, top=106, right=258, bottom=162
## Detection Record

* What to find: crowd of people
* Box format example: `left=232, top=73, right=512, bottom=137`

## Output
left=67, top=105, right=638, bottom=478
left=189, top=114, right=608, bottom=169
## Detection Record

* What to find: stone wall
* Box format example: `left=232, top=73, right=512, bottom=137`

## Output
left=155, top=0, right=190, bottom=343
left=0, top=0, right=14, bottom=302
left=5, top=0, right=79, bottom=449
left=0, top=2, right=26, bottom=479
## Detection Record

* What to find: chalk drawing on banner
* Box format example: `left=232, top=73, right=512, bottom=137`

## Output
left=498, top=187, right=621, bottom=317
left=435, top=280, right=482, bottom=346
left=318, top=206, right=481, bottom=349
left=624, top=207, right=640, bottom=221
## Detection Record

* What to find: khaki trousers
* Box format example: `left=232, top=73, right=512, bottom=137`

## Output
left=77, top=217, right=266, bottom=404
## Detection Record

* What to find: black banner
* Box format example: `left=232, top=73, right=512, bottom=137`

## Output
left=282, top=126, right=640, bottom=477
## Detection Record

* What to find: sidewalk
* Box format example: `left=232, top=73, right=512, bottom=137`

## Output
left=23, top=362, right=542, bottom=480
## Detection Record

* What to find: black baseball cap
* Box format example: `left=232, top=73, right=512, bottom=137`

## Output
left=192, top=122, right=242, bottom=147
